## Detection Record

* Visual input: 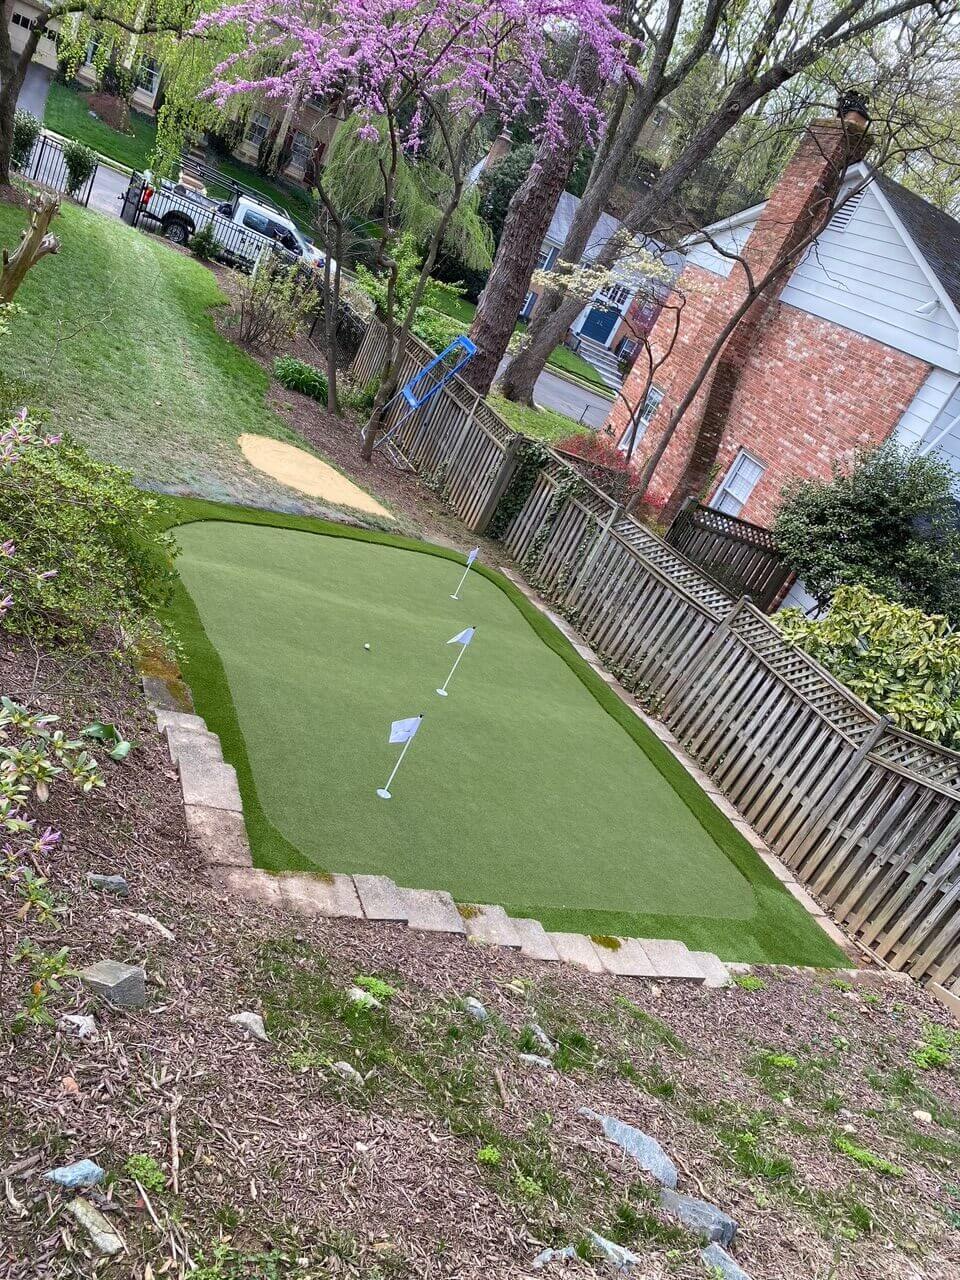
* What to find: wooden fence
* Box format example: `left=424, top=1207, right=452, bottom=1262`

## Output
left=352, top=319, right=960, bottom=997
left=666, top=499, right=792, bottom=613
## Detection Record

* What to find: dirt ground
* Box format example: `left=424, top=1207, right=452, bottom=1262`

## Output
left=1, top=641, right=959, bottom=1280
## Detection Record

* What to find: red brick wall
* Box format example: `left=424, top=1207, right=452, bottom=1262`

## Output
left=607, top=292, right=929, bottom=526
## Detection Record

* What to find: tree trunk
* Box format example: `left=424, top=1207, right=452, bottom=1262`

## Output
left=461, top=46, right=599, bottom=396
left=0, top=191, right=60, bottom=302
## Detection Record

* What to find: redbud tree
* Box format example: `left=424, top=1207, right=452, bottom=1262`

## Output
left=195, top=0, right=630, bottom=456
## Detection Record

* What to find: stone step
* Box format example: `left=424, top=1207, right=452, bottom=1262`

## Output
left=185, top=805, right=252, bottom=868
left=511, top=917, right=561, bottom=963
left=178, top=753, right=242, bottom=812
left=462, top=904, right=522, bottom=950
left=402, top=888, right=466, bottom=935
left=165, top=725, right=223, bottom=767
left=156, top=709, right=207, bottom=735
left=547, top=932, right=605, bottom=973
left=642, top=938, right=705, bottom=980
left=690, top=950, right=732, bottom=988
left=353, top=874, right=409, bottom=922
left=594, top=937, right=658, bottom=977
left=279, top=872, right=364, bottom=919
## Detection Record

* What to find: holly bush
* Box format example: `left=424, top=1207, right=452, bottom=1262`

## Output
left=776, top=585, right=960, bottom=747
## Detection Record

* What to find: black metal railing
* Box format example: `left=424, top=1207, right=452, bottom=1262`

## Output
left=13, top=133, right=97, bottom=206
left=665, top=499, right=792, bottom=612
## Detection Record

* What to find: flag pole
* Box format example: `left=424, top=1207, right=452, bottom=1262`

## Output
left=436, top=643, right=467, bottom=697
left=377, top=715, right=423, bottom=799
left=450, top=564, right=471, bottom=601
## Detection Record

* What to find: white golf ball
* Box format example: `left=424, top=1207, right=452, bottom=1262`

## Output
left=363, top=643, right=371, bottom=650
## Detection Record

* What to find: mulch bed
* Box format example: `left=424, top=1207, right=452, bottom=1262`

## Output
left=1, top=639, right=959, bottom=1279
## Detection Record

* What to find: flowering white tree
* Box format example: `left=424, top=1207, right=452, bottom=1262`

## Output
left=195, top=0, right=630, bottom=457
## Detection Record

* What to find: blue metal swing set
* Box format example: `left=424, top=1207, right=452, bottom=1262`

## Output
left=372, top=335, right=478, bottom=452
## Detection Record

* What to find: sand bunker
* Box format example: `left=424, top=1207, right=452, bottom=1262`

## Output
left=238, top=434, right=394, bottom=520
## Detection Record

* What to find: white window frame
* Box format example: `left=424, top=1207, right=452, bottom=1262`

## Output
left=711, top=449, right=766, bottom=517
left=618, top=385, right=663, bottom=452
left=11, top=11, right=32, bottom=29
left=290, top=129, right=314, bottom=168
left=136, top=57, right=161, bottom=96
left=246, top=111, right=272, bottom=148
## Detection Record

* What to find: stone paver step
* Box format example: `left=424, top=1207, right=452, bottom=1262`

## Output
left=178, top=753, right=242, bottom=812
left=689, top=950, right=732, bottom=988
left=156, top=709, right=207, bottom=734
left=462, top=904, right=522, bottom=949
left=642, top=938, right=704, bottom=980
left=279, top=873, right=364, bottom=919
left=402, top=888, right=466, bottom=935
left=185, top=804, right=252, bottom=868
left=594, top=937, right=658, bottom=977
left=511, top=917, right=560, bottom=962
left=547, top=932, right=605, bottom=973
left=165, top=725, right=223, bottom=767
left=353, top=874, right=409, bottom=922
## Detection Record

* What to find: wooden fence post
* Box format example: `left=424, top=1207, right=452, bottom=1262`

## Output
left=564, top=502, right=624, bottom=606
left=473, top=435, right=522, bottom=534
left=658, top=595, right=747, bottom=720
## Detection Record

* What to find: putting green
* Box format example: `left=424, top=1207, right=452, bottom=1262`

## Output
left=169, top=506, right=846, bottom=964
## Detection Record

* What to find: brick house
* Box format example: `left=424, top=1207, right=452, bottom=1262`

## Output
left=606, top=110, right=960, bottom=541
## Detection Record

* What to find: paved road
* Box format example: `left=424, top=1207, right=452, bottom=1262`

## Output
left=17, top=64, right=52, bottom=117
left=496, top=357, right=613, bottom=430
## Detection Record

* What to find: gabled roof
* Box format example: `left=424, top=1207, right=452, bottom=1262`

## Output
left=873, top=174, right=960, bottom=315
left=545, top=191, right=622, bottom=261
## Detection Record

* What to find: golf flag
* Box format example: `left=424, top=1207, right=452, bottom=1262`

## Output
left=437, top=626, right=477, bottom=696
left=389, top=715, right=422, bottom=744
left=448, top=627, right=476, bottom=646
left=451, top=548, right=479, bottom=600
left=466, top=547, right=479, bottom=567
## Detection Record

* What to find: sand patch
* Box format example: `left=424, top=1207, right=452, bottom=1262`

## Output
left=238, top=434, right=394, bottom=520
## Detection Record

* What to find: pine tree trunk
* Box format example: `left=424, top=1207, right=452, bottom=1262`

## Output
left=0, top=68, right=19, bottom=192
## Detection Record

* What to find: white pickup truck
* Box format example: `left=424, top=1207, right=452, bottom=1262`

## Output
left=129, top=171, right=324, bottom=272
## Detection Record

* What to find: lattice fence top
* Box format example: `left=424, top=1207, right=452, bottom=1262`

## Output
left=612, top=517, right=734, bottom=618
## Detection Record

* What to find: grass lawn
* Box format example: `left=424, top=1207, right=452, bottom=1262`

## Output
left=44, top=79, right=158, bottom=172
left=0, top=201, right=370, bottom=512
left=489, top=394, right=588, bottom=444
left=430, top=291, right=611, bottom=393
left=169, top=501, right=847, bottom=966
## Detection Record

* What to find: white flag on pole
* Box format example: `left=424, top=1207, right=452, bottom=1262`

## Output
left=389, top=715, right=422, bottom=744
left=447, top=627, right=476, bottom=647
left=466, top=547, right=479, bottom=567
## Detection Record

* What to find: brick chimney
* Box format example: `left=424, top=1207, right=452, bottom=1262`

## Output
left=656, top=101, right=872, bottom=523
left=482, top=129, right=513, bottom=172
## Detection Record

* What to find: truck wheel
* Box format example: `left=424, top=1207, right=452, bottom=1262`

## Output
left=164, top=220, right=191, bottom=246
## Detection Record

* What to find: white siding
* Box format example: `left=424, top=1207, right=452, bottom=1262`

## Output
left=893, top=370, right=960, bottom=485
left=779, top=578, right=822, bottom=617
left=780, top=185, right=960, bottom=371
left=684, top=218, right=759, bottom=278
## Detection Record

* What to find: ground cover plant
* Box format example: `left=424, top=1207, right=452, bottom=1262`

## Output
left=165, top=499, right=844, bottom=965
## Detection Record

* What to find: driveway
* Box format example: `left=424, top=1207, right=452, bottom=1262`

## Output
left=17, top=64, right=53, bottom=117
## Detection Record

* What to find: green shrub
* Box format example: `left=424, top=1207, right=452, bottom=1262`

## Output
left=273, top=355, right=328, bottom=403
left=411, top=306, right=466, bottom=354
left=342, top=376, right=380, bottom=415
left=0, top=430, right=176, bottom=647
left=831, top=1135, right=904, bottom=1177
left=189, top=222, right=220, bottom=261
left=124, top=1153, right=166, bottom=1193
left=911, top=1022, right=959, bottom=1071
left=12, top=110, right=41, bottom=171
left=61, top=139, right=98, bottom=197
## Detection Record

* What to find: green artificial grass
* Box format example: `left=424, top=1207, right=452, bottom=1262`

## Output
left=165, top=497, right=847, bottom=966
left=44, top=79, right=159, bottom=172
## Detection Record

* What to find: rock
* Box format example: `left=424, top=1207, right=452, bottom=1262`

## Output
left=701, top=1243, right=752, bottom=1279
left=58, top=1013, right=98, bottom=1041
left=43, top=1160, right=104, bottom=1189
left=228, top=1011, right=268, bottom=1042
left=66, top=1197, right=124, bottom=1256
left=659, top=1189, right=737, bottom=1246
left=587, top=1231, right=642, bottom=1271
left=842, top=1123, right=856, bottom=1133
left=347, top=985, right=382, bottom=1009
left=532, top=1245, right=577, bottom=1269
left=462, top=997, right=488, bottom=1022
left=331, top=1061, right=365, bottom=1086
left=78, top=960, right=146, bottom=1009
left=86, top=874, right=129, bottom=896
left=579, top=1108, right=678, bottom=1189
left=111, top=910, right=175, bottom=941
left=524, top=1022, right=555, bottom=1055
left=519, top=1053, right=554, bottom=1070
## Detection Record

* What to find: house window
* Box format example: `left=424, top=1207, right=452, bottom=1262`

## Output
left=11, top=11, right=32, bottom=29
left=290, top=130, right=314, bottom=168
left=136, top=57, right=160, bottom=96
left=599, top=283, right=631, bottom=309
left=712, top=449, right=766, bottom=516
left=83, top=37, right=100, bottom=65
left=615, top=337, right=639, bottom=360
left=618, top=385, right=663, bottom=451
left=246, top=112, right=272, bottom=148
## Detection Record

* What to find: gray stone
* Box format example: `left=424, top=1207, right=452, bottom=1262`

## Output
left=141, top=675, right=183, bottom=713
left=228, top=1011, right=268, bottom=1041
left=347, top=985, right=381, bottom=1009
left=586, top=1231, right=642, bottom=1271
left=511, top=917, right=560, bottom=962
left=462, top=904, right=522, bottom=949
left=352, top=874, right=409, bottom=922
left=532, top=1245, right=577, bottom=1269
left=58, top=1013, right=98, bottom=1041
left=184, top=805, right=252, bottom=868
left=278, top=872, right=364, bottom=919
left=78, top=960, right=146, bottom=1009
left=519, top=1053, right=554, bottom=1070
left=178, top=752, right=242, bottom=812
left=580, top=1108, right=678, bottom=1189
left=660, top=1189, right=737, bottom=1245
left=86, top=874, right=129, bottom=896
left=402, top=888, right=466, bottom=935
left=593, top=937, right=658, bottom=977
left=221, top=867, right=282, bottom=906
left=66, top=1198, right=125, bottom=1256
left=155, top=709, right=206, bottom=734
left=701, top=1244, right=752, bottom=1279
left=43, top=1160, right=105, bottom=1189
left=524, top=1022, right=555, bottom=1055
left=689, top=951, right=732, bottom=989
left=547, top=931, right=605, bottom=973
left=165, top=725, right=222, bottom=767
left=641, top=938, right=705, bottom=980
left=331, top=1061, right=365, bottom=1085
left=462, top=997, right=488, bottom=1022
left=112, top=909, right=175, bottom=941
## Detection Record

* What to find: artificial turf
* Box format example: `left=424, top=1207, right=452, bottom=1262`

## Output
left=166, top=499, right=847, bottom=966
